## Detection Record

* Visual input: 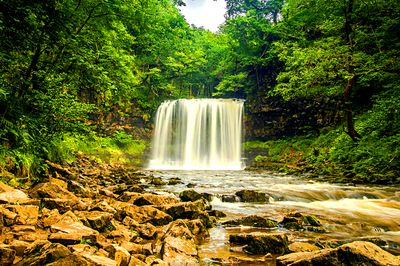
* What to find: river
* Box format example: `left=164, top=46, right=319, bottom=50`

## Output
left=147, top=170, right=400, bottom=264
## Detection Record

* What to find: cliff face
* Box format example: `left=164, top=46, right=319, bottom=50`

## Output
left=244, top=96, right=343, bottom=140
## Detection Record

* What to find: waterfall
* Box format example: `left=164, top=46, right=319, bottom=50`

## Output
left=148, top=99, right=244, bottom=170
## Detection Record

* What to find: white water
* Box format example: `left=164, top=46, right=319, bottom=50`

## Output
left=148, top=99, right=244, bottom=170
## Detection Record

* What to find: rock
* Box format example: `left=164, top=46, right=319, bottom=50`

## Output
left=41, top=208, right=63, bottom=227
left=50, top=220, right=98, bottom=245
left=41, top=198, right=88, bottom=213
left=75, top=211, right=114, bottom=232
left=167, top=178, right=183, bottom=185
left=120, top=192, right=179, bottom=206
left=128, top=256, right=146, bottom=266
left=68, top=243, right=97, bottom=255
left=81, top=254, right=117, bottom=266
left=67, top=180, right=91, bottom=197
left=235, top=190, right=268, bottom=203
left=0, top=190, right=36, bottom=205
left=222, top=215, right=277, bottom=228
left=14, top=228, right=49, bottom=242
left=0, top=181, right=14, bottom=192
left=104, top=244, right=130, bottom=266
left=229, top=232, right=289, bottom=255
left=6, top=205, right=39, bottom=225
left=0, top=206, right=17, bottom=226
left=288, top=242, right=320, bottom=253
left=0, top=245, right=16, bottom=266
left=179, top=190, right=203, bottom=202
left=150, top=177, right=166, bottom=186
left=107, top=183, right=128, bottom=195
left=280, top=212, right=321, bottom=230
left=277, top=241, right=400, bottom=266
left=30, top=181, right=78, bottom=200
left=7, top=240, right=31, bottom=256
left=99, top=188, right=118, bottom=198
left=90, top=200, right=117, bottom=214
left=221, top=194, right=237, bottom=202
left=116, top=204, right=172, bottom=226
left=45, top=254, right=92, bottom=266
left=16, top=240, right=71, bottom=265
left=207, top=210, right=226, bottom=218
left=162, top=236, right=200, bottom=266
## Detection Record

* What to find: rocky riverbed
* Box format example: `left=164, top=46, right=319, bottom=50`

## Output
left=1, top=158, right=399, bottom=265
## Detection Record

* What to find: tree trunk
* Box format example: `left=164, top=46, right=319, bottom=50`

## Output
left=343, top=0, right=361, bottom=141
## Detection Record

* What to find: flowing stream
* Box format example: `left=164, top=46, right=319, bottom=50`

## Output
left=148, top=170, right=400, bottom=264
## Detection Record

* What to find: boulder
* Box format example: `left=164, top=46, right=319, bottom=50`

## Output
left=75, top=211, right=114, bottom=232
left=128, top=256, right=146, bottom=266
left=277, top=241, right=400, bottom=266
left=235, top=190, right=268, bottom=203
left=116, top=204, right=172, bottom=226
left=6, top=205, right=39, bottom=225
left=81, top=254, right=117, bottom=266
left=229, top=232, right=289, bottom=255
left=0, top=190, right=37, bottom=205
left=45, top=254, right=92, bottom=266
left=0, top=206, right=17, bottom=226
left=104, top=244, right=130, bottom=266
left=7, top=240, right=31, bottom=256
left=221, top=194, right=237, bottom=202
left=288, top=242, right=320, bottom=253
left=222, top=215, right=277, bottom=228
left=41, top=198, right=88, bottom=213
left=179, top=190, right=203, bottom=202
left=150, top=177, right=166, bottom=186
left=167, top=178, right=183, bottom=185
left=120, top=192, right=179, bottom=206
left=30, top=181, right=78, bottom=200
left=50, top=220, right=98, bottom=245
left=280, top=212, right=321, bottom=230
left=16, top=240, right=71, bottom=265
left=0, top=181, right=14, bottom=192
left=162, top=236, right=200, bottom=266
left=0, top=245, right=16, bottom=266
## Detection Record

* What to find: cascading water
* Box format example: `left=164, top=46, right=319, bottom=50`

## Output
left=148, top=99, right=244, bottom=170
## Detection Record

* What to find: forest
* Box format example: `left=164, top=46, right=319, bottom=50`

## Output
left=1, top=0, right=400, bottom=184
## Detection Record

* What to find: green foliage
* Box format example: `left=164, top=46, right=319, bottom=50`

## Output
left=47, top=131, right=147, bottom=166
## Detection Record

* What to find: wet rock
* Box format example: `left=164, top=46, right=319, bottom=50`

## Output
left=229, top=232, right=289, bottom=255
left=6, top=205, right=39, bottom=225
left=0, top=245, right=16, bottom=266
left=179, top=190, right=203, bottom=202
left=16, top=240, right=71, bottom=265
left=288, top=242, right=320, bottom=253
left=276, top=241, right=400, bottom=266
left=235, top=190, right=268, bottom=203
left=221, top=194, right=237, bottom=202
left=168, top=177, right=183, bottom=185
left=107, top=183, right=128, bottom=195
left=161, top=200, right=213, bottom=228
left=162, top=236, right=199, bottom=266
left=280, top=212, right=321, bottom=230
left=207, top=210, right=227, bottom=218
left=223, top=215, right=277, bottom=228
left=150, top=177, right=166, bottom=186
